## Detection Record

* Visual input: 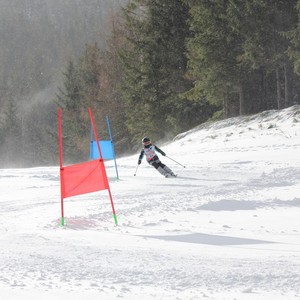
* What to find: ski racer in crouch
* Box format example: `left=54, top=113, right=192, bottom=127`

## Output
left=138, top=137, right=176, bottom=178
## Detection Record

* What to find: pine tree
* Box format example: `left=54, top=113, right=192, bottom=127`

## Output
left=97, top=13, right=132, bottom=152
left=288, top=1, right=300, bottom=73
left=57, top=59, right=87, bottom=162
left=185, top=0, right=298, bottom=116
left=186, top=0, right=256, bottom=117
left=0, top=100, right=22, bottom=167
left=237, top=0, right=298, bottom=110
left=121, top=0, right=196, bottom=146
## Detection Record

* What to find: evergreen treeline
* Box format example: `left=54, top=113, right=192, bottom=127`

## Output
left=2, top=0, right=300, bottom=167
left=184, top=0, right=299, bottom=117
left=0, top=0, right=125, bottom=167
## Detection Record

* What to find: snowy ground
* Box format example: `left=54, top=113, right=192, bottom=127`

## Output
left=1, top=105, right=300, bottom=299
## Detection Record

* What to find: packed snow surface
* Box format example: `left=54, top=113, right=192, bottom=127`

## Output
left=1, top=106, right=300, bottom=299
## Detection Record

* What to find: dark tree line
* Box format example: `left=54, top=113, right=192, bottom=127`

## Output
left=184, top=0, right=300, bottom=117
left=120, top=0, right=300, bottom=144
left=1, top=0, right=300, bottom=167
left=59, top=0, right=216, bottom=161
left=0, top=0, right=126, bottom=167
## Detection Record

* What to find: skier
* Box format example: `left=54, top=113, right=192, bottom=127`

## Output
left=138, top=137, right=176, bottom=177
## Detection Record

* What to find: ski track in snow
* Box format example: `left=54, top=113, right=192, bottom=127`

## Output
left=1, top=106, right=300, bottom=299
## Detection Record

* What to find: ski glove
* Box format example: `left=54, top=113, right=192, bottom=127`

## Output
left=138, top=159, right=141, bottom=165
left=161, top=152, right=166, bottom=156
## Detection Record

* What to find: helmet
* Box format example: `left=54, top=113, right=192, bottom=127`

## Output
left=142, top=137, right=151, bottom=144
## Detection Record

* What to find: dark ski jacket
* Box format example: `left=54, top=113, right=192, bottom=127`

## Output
left=138, top=144, right=165, bottom=164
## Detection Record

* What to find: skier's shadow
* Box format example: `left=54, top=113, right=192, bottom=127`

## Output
left=141, top=232, right=275, bottom=246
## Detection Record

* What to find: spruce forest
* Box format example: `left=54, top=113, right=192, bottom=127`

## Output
left=1, top=0, right=300, bottom=167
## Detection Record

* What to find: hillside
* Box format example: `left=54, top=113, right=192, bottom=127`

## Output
left=0, top=106, right=300, bottom=299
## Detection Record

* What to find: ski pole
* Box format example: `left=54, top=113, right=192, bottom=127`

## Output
left=134, top=164, right=139, bottom=176
left=166, top=156, right=186, bottom=168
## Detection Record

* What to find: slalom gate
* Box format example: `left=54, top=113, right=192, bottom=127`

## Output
left=90, top=115, right=119, bottom=180
left=57, top=108, right=118, bottom=227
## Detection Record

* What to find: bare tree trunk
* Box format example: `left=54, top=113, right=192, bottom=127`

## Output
left=238, top=80, right=245, bottom=115
left=284, top=62, right=290, bottom=108
left=276, top=68, right=282, bottom=109
left=260, top=67, right=270, bottom=111
left=223, top=86, right=229, bottom=118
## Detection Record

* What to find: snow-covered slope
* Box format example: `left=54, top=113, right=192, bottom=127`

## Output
left=1, top=106, right=300, bottom=300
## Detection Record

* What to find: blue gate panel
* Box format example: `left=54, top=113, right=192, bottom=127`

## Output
left=90, top=140, right=115, bottom=160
